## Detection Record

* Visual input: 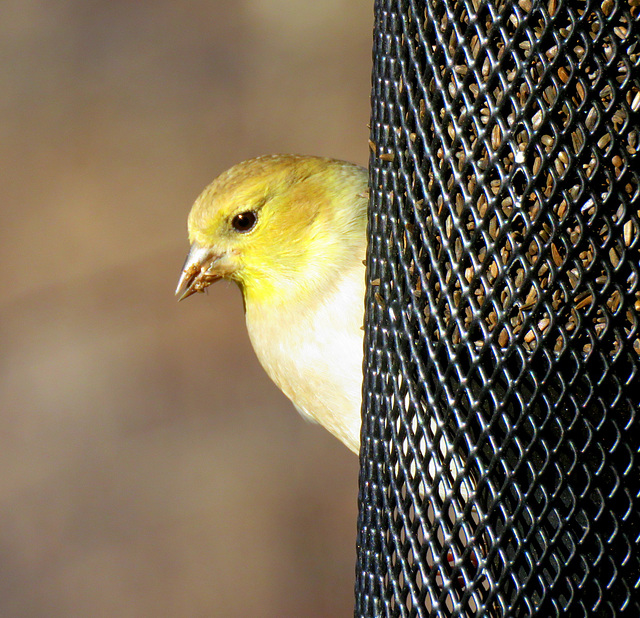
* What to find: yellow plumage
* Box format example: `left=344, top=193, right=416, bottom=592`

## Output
left=177, top=155, right=368, bottom=452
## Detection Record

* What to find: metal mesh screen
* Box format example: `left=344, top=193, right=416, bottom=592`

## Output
left=356, top=0, right=639, bottom=616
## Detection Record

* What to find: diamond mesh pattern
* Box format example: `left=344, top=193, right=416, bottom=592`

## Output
left=356, top=0, right=639, bottom=616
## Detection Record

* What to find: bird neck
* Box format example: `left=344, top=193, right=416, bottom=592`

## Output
left=238, top=237, right=363, bottom=311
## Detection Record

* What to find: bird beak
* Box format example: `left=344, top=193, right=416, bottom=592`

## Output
left=175, top=243, right=223, bottom=301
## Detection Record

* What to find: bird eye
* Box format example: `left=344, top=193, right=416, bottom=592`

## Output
left=231, top=211, right=257, bottom=233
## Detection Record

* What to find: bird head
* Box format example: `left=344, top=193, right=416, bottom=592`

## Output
left=176, top=155, right=368, bottom=307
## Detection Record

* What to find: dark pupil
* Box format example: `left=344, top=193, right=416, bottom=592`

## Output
left=232, top=211, right=256, bottom=232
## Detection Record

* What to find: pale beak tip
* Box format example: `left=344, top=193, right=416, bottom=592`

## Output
left=175, top=268, right=200, bottom=301
left=175, top=244, right=221, bottom=301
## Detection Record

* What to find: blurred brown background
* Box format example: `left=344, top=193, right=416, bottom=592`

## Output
left=0, top=1, right=371, bottom=616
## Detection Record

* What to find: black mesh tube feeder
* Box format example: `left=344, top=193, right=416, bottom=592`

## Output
left=356, top=0, right=639, bottom=615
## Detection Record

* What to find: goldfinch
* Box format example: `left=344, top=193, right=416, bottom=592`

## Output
left=176, top=155, right=368, bottom=453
